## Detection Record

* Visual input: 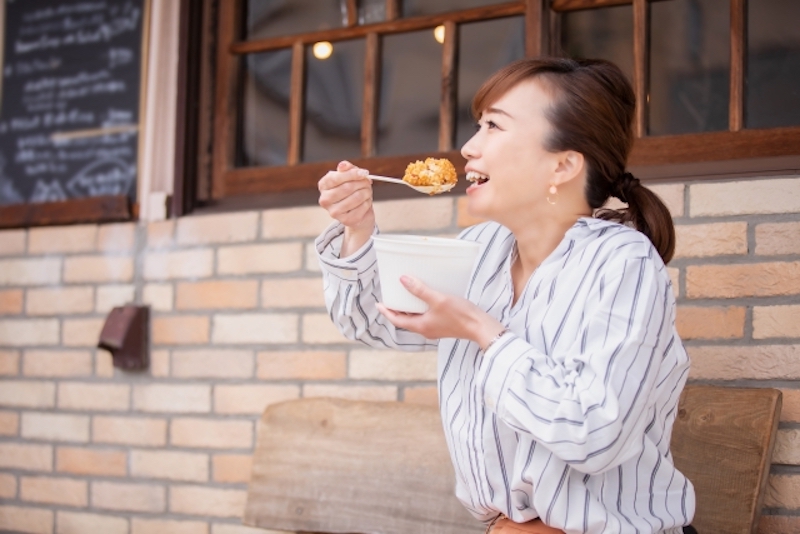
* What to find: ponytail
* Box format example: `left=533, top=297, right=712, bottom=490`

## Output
left=595, top=174, right=676, bottom=264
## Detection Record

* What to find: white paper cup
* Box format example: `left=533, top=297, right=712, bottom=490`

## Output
left=372, top=234, right=481, bottom=313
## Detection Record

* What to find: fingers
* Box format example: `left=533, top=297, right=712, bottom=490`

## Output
left=318, top=160, right=370, bottom=192
left=400, top=275, right=436, bottom=303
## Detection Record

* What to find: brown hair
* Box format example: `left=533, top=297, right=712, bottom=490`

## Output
left=472, top=57, right=675, bottom=264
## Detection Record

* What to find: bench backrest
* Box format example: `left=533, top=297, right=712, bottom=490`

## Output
left=244, top=397, right=482, bottom=534
left=245, top=386, right=781, bottom=534
left=671, top=385, right=782, bottom=534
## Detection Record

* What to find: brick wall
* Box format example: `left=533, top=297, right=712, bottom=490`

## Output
left=0, top=175, right=798, bottom=533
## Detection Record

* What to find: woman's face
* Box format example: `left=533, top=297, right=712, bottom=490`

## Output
left=461, top=78, right=563, bottom=226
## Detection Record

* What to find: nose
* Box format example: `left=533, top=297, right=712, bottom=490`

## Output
left=461, top=130, right=480, bottom=160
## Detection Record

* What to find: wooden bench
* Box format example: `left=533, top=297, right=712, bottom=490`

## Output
left=244, top=386, right=781, bottom=534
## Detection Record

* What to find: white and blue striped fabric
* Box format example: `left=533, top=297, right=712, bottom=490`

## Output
left=316, top=217, right=695, bottom=534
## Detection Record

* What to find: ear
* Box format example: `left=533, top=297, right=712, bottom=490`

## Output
left=552, top=151, right=584, bottom=187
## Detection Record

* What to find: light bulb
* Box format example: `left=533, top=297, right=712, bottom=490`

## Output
left=433, top=25, right=445, bottom=44
left=313, top=41, right=333, bottom=60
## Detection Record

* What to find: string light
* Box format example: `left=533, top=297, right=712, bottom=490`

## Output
left=313, top=41, right=333, bottom=59
left=433, top=25, right=445, bottom=44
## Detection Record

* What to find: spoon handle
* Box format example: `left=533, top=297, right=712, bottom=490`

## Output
left=368, top=174, right=407, bottom=185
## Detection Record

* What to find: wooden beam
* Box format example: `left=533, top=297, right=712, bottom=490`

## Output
left=551, top=0, right=670, bottom=11
left=729, top=0, right=747, bottom=131
left=632, top=0, right=650, bottom=138
left=386, top=0, right=400, bottom=21
left=361, top=33, right=380, bottom=158
left=287, top=41, right=306, bottom=165
left=230, top=3, right=524, bottom=54
left=524, top=0, right=548, bottom=57
left=211, top=0, right=241, bottom=198
left=439, top=21, right=458, bottom=152
left=346, top=0, right=358, bottom=27
left=0, top=196, right=133, bottom=229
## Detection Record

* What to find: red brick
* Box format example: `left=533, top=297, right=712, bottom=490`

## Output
left=0, top=410, right=19, bottom=436
left=133, top=384, right=210, bottom=413
left=131, top=518, right=209, bottom=534
left=686, top=262, right=800, bottom=299
left=212, top=454, right=252, bottom=484
left=257, top=350, right=347, bottom=380
left=0, top=443, right=52, bottom=471
left=176, top=280, right=258, bottom=310
left=214, top=384, right=299, bottom=415
left=93, top=416, right=167, bottom=446
left=0, top=505, right=52, bottom=533
left=130, top=450, right=209, bottom=482
left=56, top=511, right=129, bottom=534
left=779, top=389, right=800, bottom=423
left=171, top=418, right=252, bottom=449
left=57, top=447, right=127, bottom=477
left=753, top=305, right=800, bottom=339
left=152, top=315, right=210, bottom=345
left=673, top=222, right=748, bottom=258
left=22, top=412, right=90, bottom=443
left=404, top=386, right=438, bottom=406
left=689, top=345, right=800, bottom=380
left=171, top=349, right=254, bottom=379
left=91, top=481, right=166, bottom=513
left=23, top=350, right=92, bottom=377
left=169, top=485, right=247, bottom=518
left=0, top=349, right=19, bottom=375
left=58, top=383, right=130, bottom=411
left=0, top=473, right=16, bottom=498
left=0, top=289, right=23, bottom=315
left=21, top=476, right=87, bottom=506
left=675, top=306, right=746, bottom=340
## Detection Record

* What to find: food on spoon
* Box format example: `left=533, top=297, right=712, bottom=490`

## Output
left=403, top=157, right=457, bottom=194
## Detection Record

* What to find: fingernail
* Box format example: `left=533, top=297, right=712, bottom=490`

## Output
left=357, top=169, right=369, bottom=177
left=337, top=161, right=348, bottom=171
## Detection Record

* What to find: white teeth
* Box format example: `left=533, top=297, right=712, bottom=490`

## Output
left=466, top=171, right=489, bottom=183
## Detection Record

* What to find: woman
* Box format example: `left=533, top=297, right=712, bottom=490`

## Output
left=315, top=57, right=695, bottom=534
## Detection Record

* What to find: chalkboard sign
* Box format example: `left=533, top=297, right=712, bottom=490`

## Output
left=0, top=0, right=146, bottom=207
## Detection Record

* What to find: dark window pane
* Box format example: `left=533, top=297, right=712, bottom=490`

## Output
left=559, top=5, right=634, bottom=85
left=402, top=0, right=509, bottom=18
left=359, top=0, right=387, bottom=24
left=247, top=0, right=346, bottom=40
left=304, top=39, right=365, bottom=163
left=457, top=17, right=525, bottom=149
left=240, top=50, right=292, bottom=167
left=747, top=0, right=800, bottom=128
left=377, top=31, right=440, bottom=157
left=649, top=0, right=729, bottom=135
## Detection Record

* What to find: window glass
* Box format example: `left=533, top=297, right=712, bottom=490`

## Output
left=649, top=0, right=729, bottom=135
left=303, top=39, right=365, bottom=163
left=359, top=0, right=387, bottom=24
left=247, top=0, right=346, bottom=40
left=457, top=17, right=525, bottom=149
left=377, top=31, right=440, bottom=156
left=402, top=0, right=509, bottom=18
left=747, top=0, right=800, bottom=128
left=559, top=6, right=634, bottom=89
left=240, top=50, right=292, bottom=167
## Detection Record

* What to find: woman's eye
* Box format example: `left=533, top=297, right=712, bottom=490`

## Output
left=486, top=120, right=499, bottom=130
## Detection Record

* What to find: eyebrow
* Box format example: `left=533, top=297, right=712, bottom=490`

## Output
left=482, top=107, right=514, bottom=119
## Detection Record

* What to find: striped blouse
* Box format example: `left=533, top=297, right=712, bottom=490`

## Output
left=315, top=217, right=695, bottom=534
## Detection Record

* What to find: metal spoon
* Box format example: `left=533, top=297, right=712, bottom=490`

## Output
left=368, top=174, right=455, bottom=195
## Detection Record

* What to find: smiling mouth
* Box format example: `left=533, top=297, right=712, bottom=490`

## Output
left=466, top=171, right=490, bottom=185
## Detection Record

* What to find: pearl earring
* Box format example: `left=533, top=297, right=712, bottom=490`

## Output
left=547, top=184, right=558, bottom=205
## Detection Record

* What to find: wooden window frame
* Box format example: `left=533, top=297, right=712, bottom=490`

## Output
left=186, top=0, right=800, bottom=213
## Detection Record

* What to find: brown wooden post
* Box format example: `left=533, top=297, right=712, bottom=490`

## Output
left=288, top=41, right=306, bottom=165
left=211, top=0, right=241, bottom=198
left=362, top=33, right=381, bottom=157
left=729, top=0, right=747, bottom=132
left=439, top=20, right=458, bottom=152
left=632, top=0, right=650, bottom=138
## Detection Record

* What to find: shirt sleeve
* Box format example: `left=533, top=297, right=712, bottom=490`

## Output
left=475, top=253, right=675, bottom=475
left=315, top=221, right=437, bottom=351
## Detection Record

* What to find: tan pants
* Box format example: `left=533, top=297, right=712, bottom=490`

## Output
left=487, top=516, right=564, bottom=533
